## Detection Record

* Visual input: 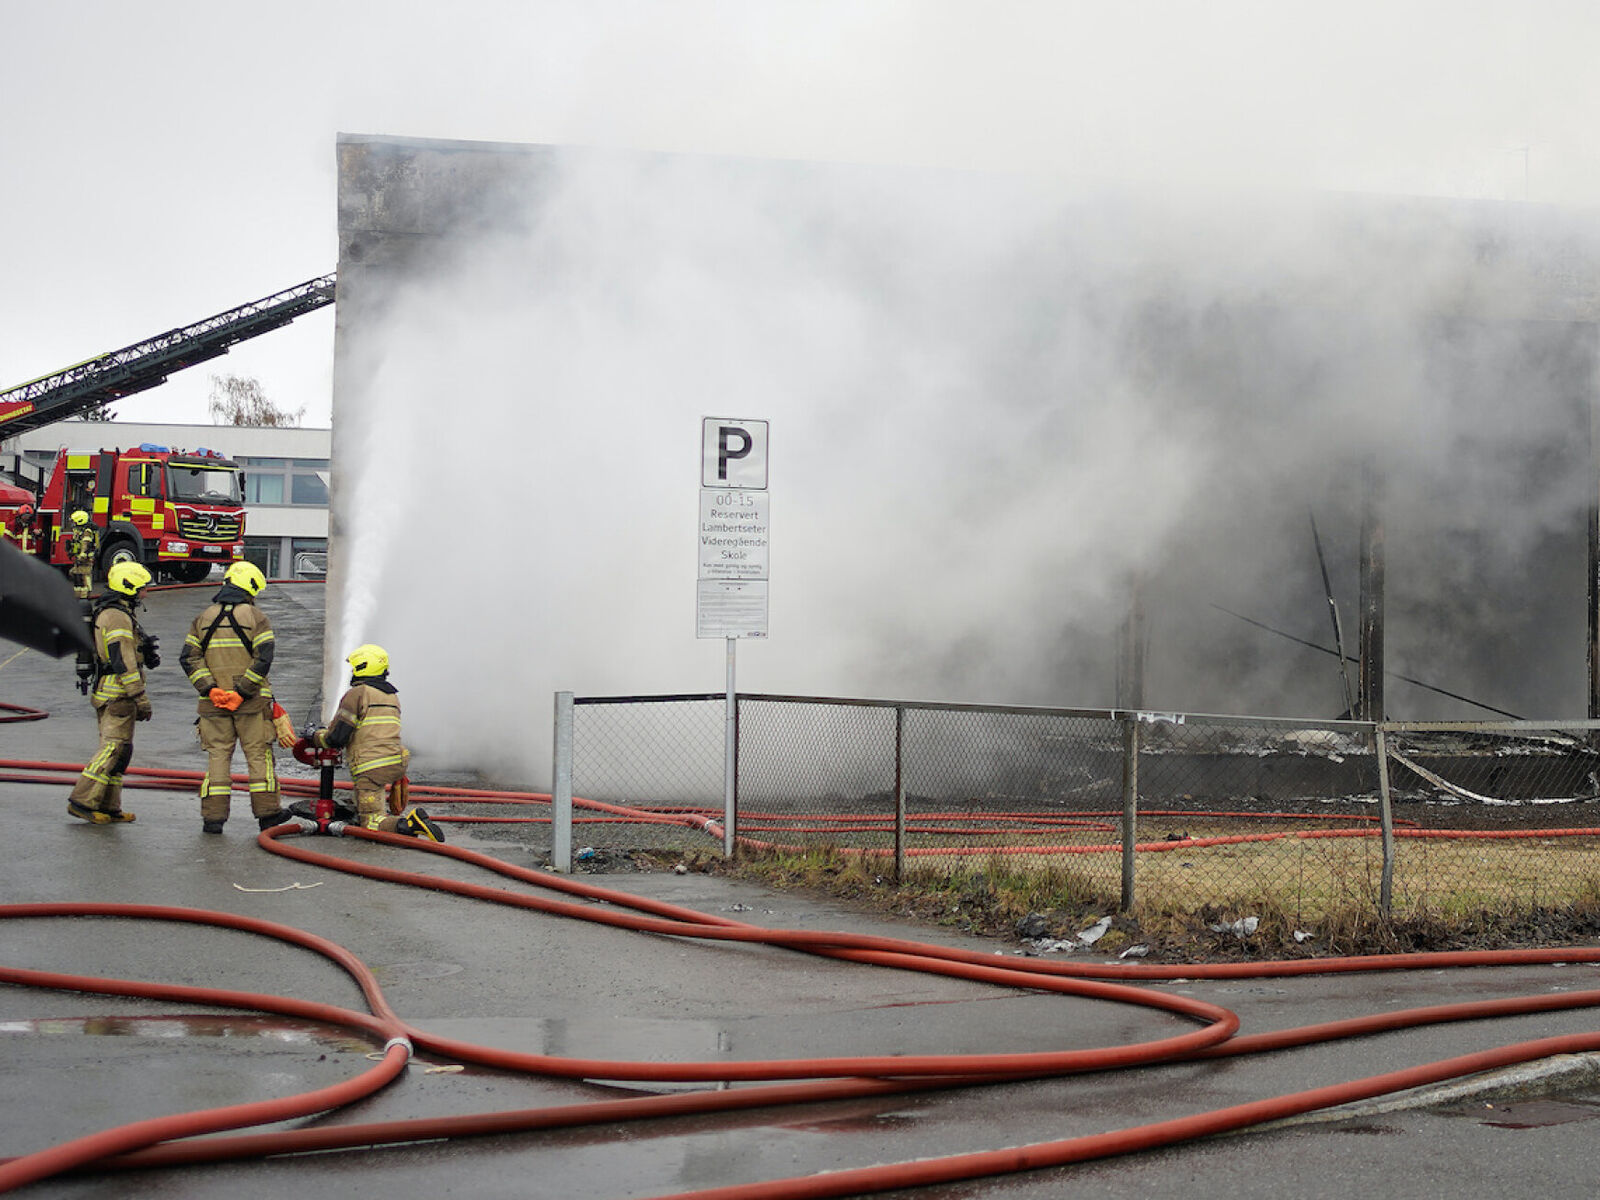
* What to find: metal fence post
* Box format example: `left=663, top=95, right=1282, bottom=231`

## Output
left=1374, top=723, right=1394, bottom=915
left=552, top=691, right=574, bottom=874
left=894, top=704, right=906, bottom=884
left=725, top=645, right=737, bottom=859
left=1120, top=714, right=1139, bottom=913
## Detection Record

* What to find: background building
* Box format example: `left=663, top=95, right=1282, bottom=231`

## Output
left=3, top=419, right=329, bottom=580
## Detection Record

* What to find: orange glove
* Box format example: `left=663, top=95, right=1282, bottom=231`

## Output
left=208, top=687, right=243, bottom=711
left=270, top=701, right=295, bottom=747
left=272, top=711, right=296, bottom=748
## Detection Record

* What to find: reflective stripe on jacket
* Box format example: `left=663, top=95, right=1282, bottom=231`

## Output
left=318, top=682, right=404, bottom=774
left=91, top=604, right=145, bottom=704
left=180, top=599, right=276, bottom=704
left=69, top=528, right=97, bottom=568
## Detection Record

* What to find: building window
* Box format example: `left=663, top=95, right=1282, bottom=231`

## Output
left=243, top=538, right=280, bottom=578
left=239, top=457, right=329, bottom=507
left=245, top=473, right=285, bottom=504
left=291, top=472, right=328, bottom=505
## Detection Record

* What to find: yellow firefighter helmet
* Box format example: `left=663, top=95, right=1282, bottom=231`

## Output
left=107, top=561, right=153, bottom=597
left=347, top=644, right=390, bottom=679
left=224, top=560, right=267, bottom=596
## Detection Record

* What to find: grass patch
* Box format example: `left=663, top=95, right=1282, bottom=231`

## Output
left=689, top=836, right=1600, bottom=961
left=725, top=844, right=1117, bottom=938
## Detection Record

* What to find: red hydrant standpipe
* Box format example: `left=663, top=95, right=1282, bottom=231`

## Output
left=289, top=735, right=343, bottom=829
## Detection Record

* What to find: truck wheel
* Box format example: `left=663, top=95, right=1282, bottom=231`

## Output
left=165, top=562, right=212, bottom=584
left=97, top=539, right=139, bottom=579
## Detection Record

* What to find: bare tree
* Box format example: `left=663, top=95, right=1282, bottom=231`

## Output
left=207, top=373, right=304, bottom=427
left=71, top=400, right=117, bottom=421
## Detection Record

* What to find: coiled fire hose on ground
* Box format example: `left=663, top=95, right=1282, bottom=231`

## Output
left=4, top=763, right=1600, bottom=1197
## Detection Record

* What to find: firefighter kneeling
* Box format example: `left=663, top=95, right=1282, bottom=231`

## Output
left=302, top=644, right=442, bottom=841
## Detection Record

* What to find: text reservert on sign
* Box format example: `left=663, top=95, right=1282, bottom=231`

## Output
left=698, top=489, right=770, bottom=580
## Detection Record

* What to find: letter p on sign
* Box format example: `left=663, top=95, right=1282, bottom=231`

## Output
left=701, top=418, right=769, bottom=489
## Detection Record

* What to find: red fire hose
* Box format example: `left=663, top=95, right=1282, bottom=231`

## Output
left=0, top=903, right=413, bottom=1193
left=5, top=767, right=1600, bottom=1197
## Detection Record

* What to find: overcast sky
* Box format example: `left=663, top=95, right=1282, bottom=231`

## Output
left=3, top=1, right=1598, bottom=431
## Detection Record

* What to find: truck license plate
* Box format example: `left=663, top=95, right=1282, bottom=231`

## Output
left=203, top=545, right=222, bottom=554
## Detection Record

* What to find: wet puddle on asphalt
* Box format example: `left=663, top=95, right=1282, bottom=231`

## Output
left=1438, top=1097, right=1600, bottom=1129
left=0, top=1013, right=371, bottom=1051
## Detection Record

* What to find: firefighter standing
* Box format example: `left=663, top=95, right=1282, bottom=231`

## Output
left=178, top=560, right=287, bottom=834
left=308, top=644, right=443, bottom=840
left=67, top=561, right=154, bottom=824
left=66, top=510, right=97, bottom=598
left=8, top=502, right=36, bottom=553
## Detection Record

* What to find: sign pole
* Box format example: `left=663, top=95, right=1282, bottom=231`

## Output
left=697, top=416, right=769, bottom=862
left=724, top=636, right=736, bottom=856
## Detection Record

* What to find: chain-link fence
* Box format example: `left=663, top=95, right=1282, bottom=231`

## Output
left=555, top=694, right=728, bottom=864
left=554, top=692, right=1600, bottom=921
left=1376, top=721, right=1600, bottom=917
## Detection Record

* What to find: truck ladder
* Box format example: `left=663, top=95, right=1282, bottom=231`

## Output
left=0, top=274, right=336, bottom=440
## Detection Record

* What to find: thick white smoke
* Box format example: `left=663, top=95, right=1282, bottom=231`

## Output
left=328, top=143, right=1599, bottom=784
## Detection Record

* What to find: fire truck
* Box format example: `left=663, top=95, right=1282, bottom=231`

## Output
left=0, top=274, right=334, bottom=585
left=0, top=443, right=245, bottom=584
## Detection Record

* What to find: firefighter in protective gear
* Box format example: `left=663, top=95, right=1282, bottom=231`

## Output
left=67, top=561, right=153, bottom=824
left=66, top=510, right=97, bottom=598
left=7, top=502, right=37, bottom=553
left=308, top=644, right=443, bottom=840
left=179, top=559, right=284, bottom=834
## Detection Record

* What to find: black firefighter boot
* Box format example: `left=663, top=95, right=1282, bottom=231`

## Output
left=396, top=808, right=445, bottom=842
left=100, top=782, right=135, bottom=824
left=68, top=798, right=111, bottom=824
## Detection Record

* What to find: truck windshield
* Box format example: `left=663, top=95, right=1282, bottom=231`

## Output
left=167, top=465, right=241, bottom=505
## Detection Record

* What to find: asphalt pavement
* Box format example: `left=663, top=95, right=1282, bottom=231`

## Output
left=4, top=582, right=1600, bottom=1199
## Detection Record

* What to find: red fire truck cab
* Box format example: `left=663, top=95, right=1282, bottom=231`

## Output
left=0, top=443, right=246, bottom=584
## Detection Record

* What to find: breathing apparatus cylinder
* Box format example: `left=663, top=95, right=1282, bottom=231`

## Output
left=73, top=599, right=94, bottom=695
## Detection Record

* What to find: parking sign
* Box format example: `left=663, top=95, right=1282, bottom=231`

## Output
left=701, top=418, right=768, bottom=489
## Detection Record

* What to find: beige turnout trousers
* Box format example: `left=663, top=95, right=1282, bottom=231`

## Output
left=68, top=697, right=137, bottom=815
left=351, top=750, right=410, bottom=832
left=197, top=705, right=279, bottom=823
